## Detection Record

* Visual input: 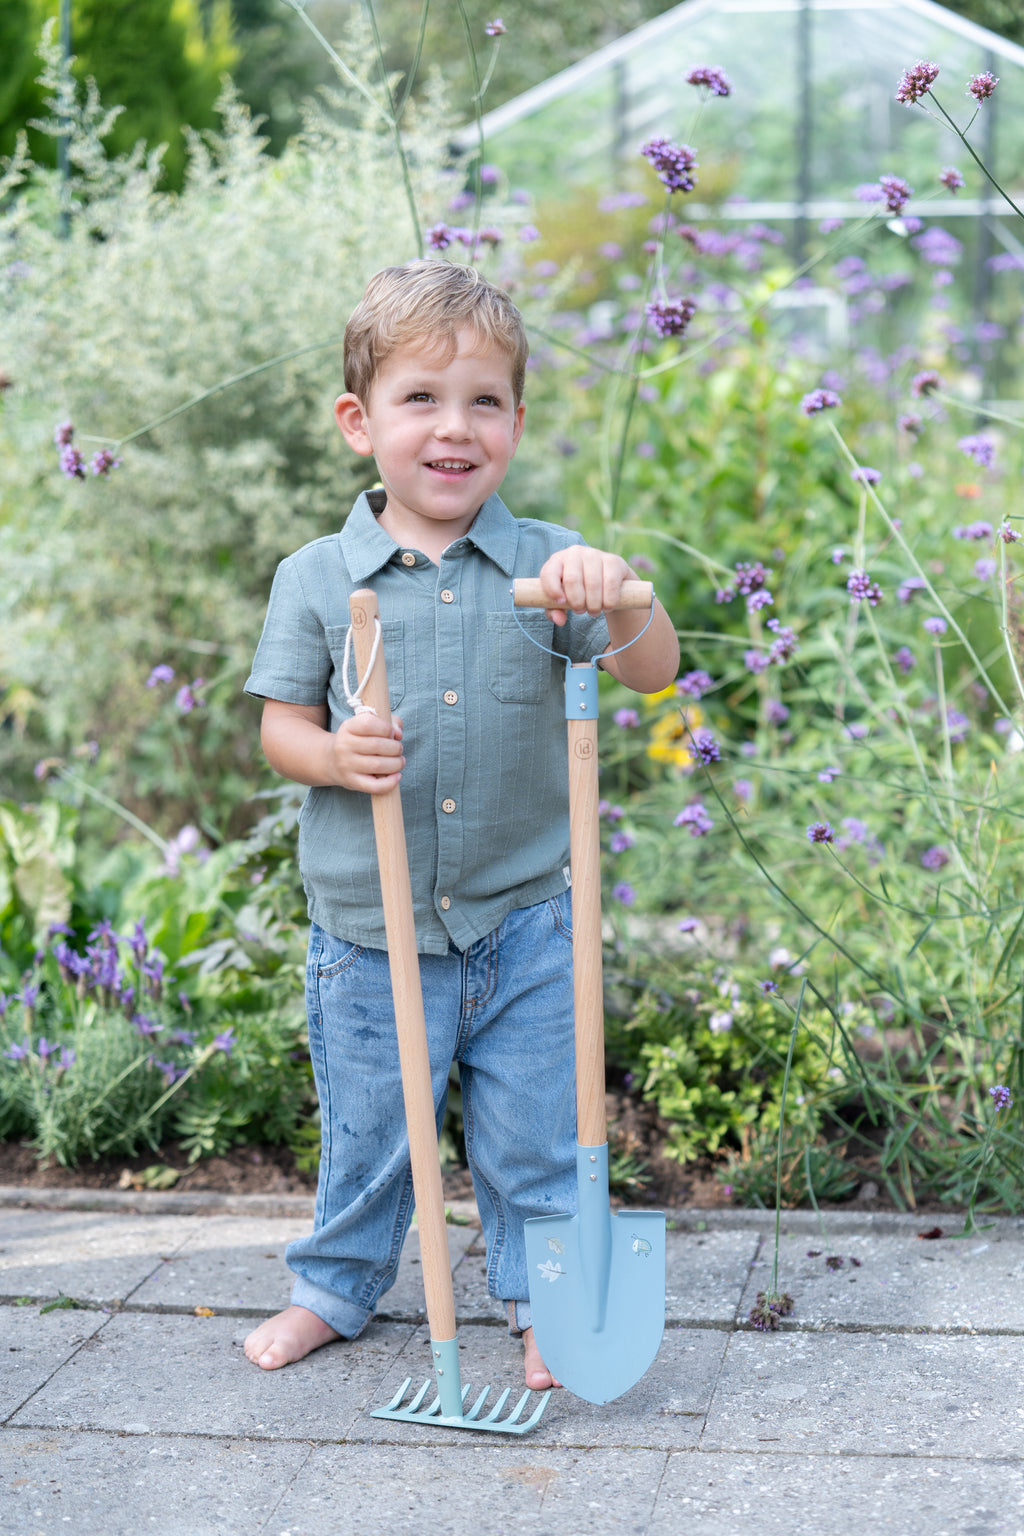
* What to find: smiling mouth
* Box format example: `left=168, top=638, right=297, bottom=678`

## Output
left=427, top=459, right=475, bottom=472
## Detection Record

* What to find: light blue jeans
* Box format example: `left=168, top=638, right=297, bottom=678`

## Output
left=286, top=892, right=578, bottom=1338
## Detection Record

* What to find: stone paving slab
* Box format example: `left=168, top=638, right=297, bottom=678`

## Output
left=6, top=1313, right=416, bottom=1442
left=0, top=1427, right=314, bottom=1536
left=740, top=1228, right=1024, bottom=1331
left=702, top=1327, right=1024, bottom=1458
left=351, top=1323, right=721, bottom=1450
left=648, top=1452, right=1024, bottom=1536
left=129, top=1217, right=477, bottom=1319
left=0, top=1306, right=107, bottom=1424
left=0, top=1210, right=201, bottom=1306
left=272, top=1444, right=669, bottom=1535
left=666, top=1229, right=758, bottom=1324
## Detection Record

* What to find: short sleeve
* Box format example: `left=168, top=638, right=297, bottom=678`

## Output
left=244, top=556, right=332, bottom=705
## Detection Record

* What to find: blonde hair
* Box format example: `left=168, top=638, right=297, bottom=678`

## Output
left=344, top=260, right=529, bottom=405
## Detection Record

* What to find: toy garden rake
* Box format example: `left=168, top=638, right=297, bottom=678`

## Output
left=513, top=577, right=667, bottom=1406
left=348, top=588, right=549, bottom=1435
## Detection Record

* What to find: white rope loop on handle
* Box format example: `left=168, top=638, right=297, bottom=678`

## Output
left=342, top=617, right=383, bottom=715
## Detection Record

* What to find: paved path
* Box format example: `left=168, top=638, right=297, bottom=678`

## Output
left=0, top=1189, right=1022, bottom=1535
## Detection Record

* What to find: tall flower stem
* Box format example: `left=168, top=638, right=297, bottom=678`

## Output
left=769, top=980, right=806, bottom=1298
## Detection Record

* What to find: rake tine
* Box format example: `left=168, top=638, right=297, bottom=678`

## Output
left=503, top=1388, right=539, bottom=1427
left=515, top=1390, right=552, bottom=1433
left=382, top=1377, right=415, bottom=1412
left=477, top=1386, right=512, bottom=1424
left=405, top=1379, right=433, bottom=1414
left=463, top=1384, right=494, bottom=1421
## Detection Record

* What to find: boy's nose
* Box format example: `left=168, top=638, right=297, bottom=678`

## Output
left=436, top=405, right=472, bottom=439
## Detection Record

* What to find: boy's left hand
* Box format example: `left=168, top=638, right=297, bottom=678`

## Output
left=537, top=547, right=635, bottom=626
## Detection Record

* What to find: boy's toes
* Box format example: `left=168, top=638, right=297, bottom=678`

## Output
left=243, top=1306, right=340, bottom=1370
left=521, top=1325, right=562, bottom=1391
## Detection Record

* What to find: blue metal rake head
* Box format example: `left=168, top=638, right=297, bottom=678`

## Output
left=370, top=1339, right=550, bottom=1433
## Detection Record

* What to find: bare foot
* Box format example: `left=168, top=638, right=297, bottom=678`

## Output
left=243, top=1305, right=340, bottom=1370
left=522, top=1326, right=562, bottom=1391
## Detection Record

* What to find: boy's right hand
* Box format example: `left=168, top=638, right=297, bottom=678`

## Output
left=260, top=698, right=404, bottom=793
left=331, top=711, right=405, bottom=794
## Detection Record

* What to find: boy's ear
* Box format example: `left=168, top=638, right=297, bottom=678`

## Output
left=512, top=400, right=525, bottom=452
left=334, top=393, right=375, bottom=457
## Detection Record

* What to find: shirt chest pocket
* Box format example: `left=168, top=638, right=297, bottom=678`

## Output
left=326, top=619, right=405, bottom=712
left=485, top=612, right=558, bottom=704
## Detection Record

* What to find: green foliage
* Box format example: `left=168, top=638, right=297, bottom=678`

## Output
left=608, top=958, right=848, bottom=1163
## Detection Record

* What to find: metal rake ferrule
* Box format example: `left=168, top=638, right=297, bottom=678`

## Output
left=370, top=1375, right=551, bottom=1434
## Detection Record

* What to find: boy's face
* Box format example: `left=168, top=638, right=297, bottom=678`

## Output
left=334, top=329, right=525, bottom=554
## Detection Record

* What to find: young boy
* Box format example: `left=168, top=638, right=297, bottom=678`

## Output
left=243, top=259, right=679, bottom=1390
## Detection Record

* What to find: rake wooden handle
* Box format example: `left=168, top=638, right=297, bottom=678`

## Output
left=349, top=589, right=456, bottom=1343
left=513, top=577, right=653, bottom=611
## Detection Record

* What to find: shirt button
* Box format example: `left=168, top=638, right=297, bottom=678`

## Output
left=440, top=589, right=455, bottom=603
left=443, top=690, right=459, bottom=706
left=442, top=798, right=456, bottom=814
left=440, top=895, right=452, bottom=911
left=401, top=551, right=416, bottom=566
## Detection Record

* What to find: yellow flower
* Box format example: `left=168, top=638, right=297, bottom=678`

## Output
left=647, top=705, right=702, bottom=770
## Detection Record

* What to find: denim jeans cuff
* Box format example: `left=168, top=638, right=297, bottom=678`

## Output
left=290, top=1275, right=373, bottom=1339
left=505, top=1299, right=532, bottom=1335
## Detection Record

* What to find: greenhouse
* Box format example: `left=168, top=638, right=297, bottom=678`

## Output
left=471, top=0, right=1024, bottom=366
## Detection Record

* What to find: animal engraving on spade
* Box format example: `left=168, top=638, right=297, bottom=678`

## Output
left=631, top=1233, right=653, bottom=1259
left=546, top=1237, right=565, bottom=1254
left=536, top=1259, right=566, bottom=1284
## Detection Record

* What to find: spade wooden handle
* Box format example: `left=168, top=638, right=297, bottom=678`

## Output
left=349, top=588, right=456, bottom=1343
left=513, top=577, right=653, bottom=611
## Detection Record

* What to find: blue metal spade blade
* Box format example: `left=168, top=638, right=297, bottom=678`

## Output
left=525, top=1144, right=665, bottom=1405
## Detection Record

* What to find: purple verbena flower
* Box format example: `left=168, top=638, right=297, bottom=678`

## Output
left=807, top=821, right=835, bottom=844
left=831, top=547, right=846, bottom=564
left=945, top=708, right=970, bottom=743
left=817, top=765, right=841, bottom=783
left=678, top=916, right=699, bottom=933
left=733, top=560, right=772, bottom=597
left=764, top=699, right=789, bottom=725
left=613, top=708, right=640, bottom=728
left=879, top=175, right=913, bottom=214
left=957, top=434, right=996, bottom=468
left=896, top=60, right=939, bottom=104
left=767, top=621, right=799, bottom=665
left=895, top=645, right=916, bottom=673
left=1000, top=523, right=1021, bottom=543
left=850, top=465, right=882, bottom=485
left=484, top=17, right=506, bottom=35
left=59, top=444, right=86, bottom=479
left=686, top=64, right=732, bottom=96
left=640, top=136, right=699, bottom=194
left=923, top=615, right=947, bottom=635
left=974, top=557, right=997, bottom=581
left=54, top=420, right=75, bottom=448
left=645, top=296, right=698, bottom=338
left=759, top=979, right=778, bottom=993
left=677, top=670, right=713, bottom=699
left=899, top=412, right=923, bottom=436
left=674, top=801, right=714, bottom=837
left=427, top=223, right=453, bottom=251
left=968, top=72, right=998, bottom=102
left=748, top=1291, right=794, bottom=1331
left=898, top=576, right=927, bottom=603
left=800, top=387, right=842, bottom=414
left=939, top=166, right=965, bottom=193
left=612, top=882, right=636, bottom=906
left=847, top=569, right=883, bottom=605
left=90, top=448, right=121, bottom=476
left=989, top=1084, right=1013, bottom=1111
left=175, top=679, right=205, bottom=713
left=146, top=664, right=174, bottom=687
left=692, top=729, right=721, bottom=765
left=911, top=369, right=942, bottom=397
left=733, top=778, right=753, bottom=802
left=745, top=649, right=770, bottom=675
left=920, top=844, right=950, bottom=870
left=609, top=830, right=636, bottom=853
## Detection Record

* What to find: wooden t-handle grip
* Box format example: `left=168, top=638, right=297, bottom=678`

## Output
left=512, top=577, right=653, bottom=611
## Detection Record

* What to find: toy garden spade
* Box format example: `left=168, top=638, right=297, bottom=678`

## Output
left=348, top=589, right=549, bottom=1435
left=514, top=577, right=666, bottom=1406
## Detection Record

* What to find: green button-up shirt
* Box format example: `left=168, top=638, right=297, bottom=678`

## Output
left=245, top=490, right=609, bottom=954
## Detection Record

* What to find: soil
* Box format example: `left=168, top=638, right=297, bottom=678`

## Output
left=0, top=1091, right=945, bottom=1215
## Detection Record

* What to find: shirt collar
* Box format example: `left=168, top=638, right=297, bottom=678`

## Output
left=339, top=490, right=519, bottom=581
